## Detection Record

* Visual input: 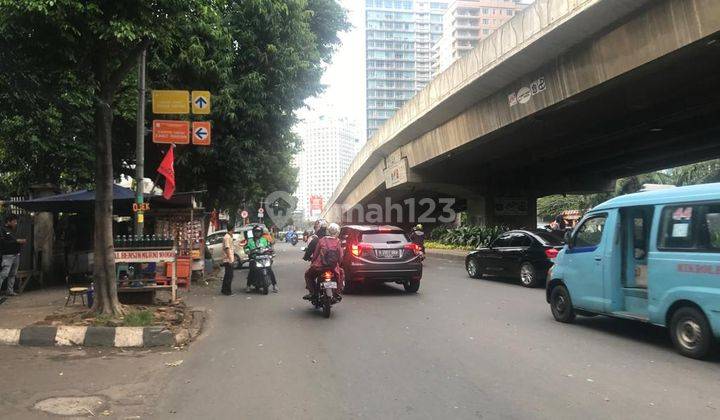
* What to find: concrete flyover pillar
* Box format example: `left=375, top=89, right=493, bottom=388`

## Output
left=464, top=193, right=537, bottom=229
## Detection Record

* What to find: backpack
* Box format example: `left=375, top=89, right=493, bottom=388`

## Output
left=317, top=237, right=341, bottom=268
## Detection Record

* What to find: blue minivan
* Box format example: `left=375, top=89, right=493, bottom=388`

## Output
left=547, top=183, right=720, bottom=359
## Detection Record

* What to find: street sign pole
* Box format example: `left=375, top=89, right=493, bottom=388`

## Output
left=135, top=48, right=147, bottom=236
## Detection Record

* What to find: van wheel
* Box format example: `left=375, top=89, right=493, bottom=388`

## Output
left=550, top=285, right=575, bottom=323
left=519, top=262, right=539, bottom=287
left=669, top=307, right=714, bottom=359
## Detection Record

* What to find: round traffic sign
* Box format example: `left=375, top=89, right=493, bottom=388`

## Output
left=240, top=210, right=249, bottom=219
left=258, top=208, right=264, bottom=214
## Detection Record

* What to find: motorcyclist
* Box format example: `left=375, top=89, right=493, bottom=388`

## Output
left=303, top=219, right=327, bottom=262
left=245, top=225, right=278, bottom=293
left=303, top=222, right=344, bottom=301
left=410, top=224, right=426, bottom=253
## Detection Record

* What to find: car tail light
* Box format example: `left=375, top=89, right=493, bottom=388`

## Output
left=351, top=243, right=372, bottom=257
left=404, top=243, right=421, bottom=255
left=545, top=248, right=559, bottom=259
left=323, top=271, right=333, bottom=280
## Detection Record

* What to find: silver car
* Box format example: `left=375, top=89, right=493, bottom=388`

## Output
left=206, top=230, right=248, bottom=268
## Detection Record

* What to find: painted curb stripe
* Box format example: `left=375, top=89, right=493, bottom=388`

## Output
left=55, top=326, right=87, bottom=346
left=0, top=329, right=21, bottom=345
left=19, top=327, right=57, bottom=346
left=143, top=327, right=175, bottom=347
left=84, top=327, right=116, bottom=347
left=114, top=327, right=144, bottom=347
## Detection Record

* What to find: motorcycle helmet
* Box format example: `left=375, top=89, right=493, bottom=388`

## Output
left=327, top=223, right=340, bottom=237
left=252, top=225, right=263, bottom=239
left=314, top=219, right=327, bottom=234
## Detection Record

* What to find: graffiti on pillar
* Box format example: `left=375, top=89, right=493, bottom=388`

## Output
left=495, top=198, right=528, bottom=216
left=508, top=76, right=546, bottom=107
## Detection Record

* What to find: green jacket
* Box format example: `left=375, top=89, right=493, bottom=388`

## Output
left=245, top=236, right=271, bottom=254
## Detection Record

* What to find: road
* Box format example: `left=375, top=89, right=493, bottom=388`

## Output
left=1, top=242, right=719, bottom=419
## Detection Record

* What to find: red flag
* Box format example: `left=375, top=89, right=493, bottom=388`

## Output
left=157, top=145, right=175, bottom=199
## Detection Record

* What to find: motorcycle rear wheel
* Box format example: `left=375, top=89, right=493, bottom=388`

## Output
left=322, top=297, right=331, bottom=318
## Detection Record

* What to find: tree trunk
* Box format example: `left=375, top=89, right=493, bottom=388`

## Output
left=92, top=91, right=125, bottom=316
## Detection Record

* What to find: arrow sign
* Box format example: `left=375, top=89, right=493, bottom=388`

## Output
left=192, top=121, right=212, bottom=146
left=192, top=91, right=211, bottom=114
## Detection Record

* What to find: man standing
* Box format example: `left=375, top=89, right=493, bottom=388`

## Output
left=1, top=214, right=26, bottom=296
left=220, top=226, right=235, bottom=296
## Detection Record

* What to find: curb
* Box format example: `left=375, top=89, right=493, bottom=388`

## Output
left=425, top=248, right=468, bottom=262
left=0, top=310, right=207, bottom=348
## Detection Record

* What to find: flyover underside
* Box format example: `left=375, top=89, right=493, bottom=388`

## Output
left=415, top=33, right=720, bottom=197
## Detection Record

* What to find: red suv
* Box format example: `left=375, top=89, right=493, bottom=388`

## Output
left=339, top=225, right=423, bottom=293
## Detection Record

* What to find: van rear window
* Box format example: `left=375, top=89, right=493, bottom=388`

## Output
left=704, top=205, right=720, bottom=250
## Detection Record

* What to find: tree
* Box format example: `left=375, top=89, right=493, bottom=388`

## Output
left=0, top=0, right=218, bottom=315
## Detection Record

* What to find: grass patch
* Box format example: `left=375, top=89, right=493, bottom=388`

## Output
left=123, top=310, right=155, bottom=327
left=425, top=241, right=475, bottom=251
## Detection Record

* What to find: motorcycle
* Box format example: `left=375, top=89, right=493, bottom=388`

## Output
left=290, top=235, right=298, bottom=246
left=248, top=247, right=275, bottom=295
left=310, top=269, right=341, bottom=318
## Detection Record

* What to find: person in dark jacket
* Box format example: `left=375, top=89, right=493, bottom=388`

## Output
left=1, top=214, right=26, bottom=296
left=409, top=224, right=425, bottom=253
left=302, top=219, right=327, bottom=262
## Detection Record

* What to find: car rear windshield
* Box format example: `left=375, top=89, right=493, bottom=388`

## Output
left=533, top=231, right=565, bottom=246
left=360, top=232, right=408, bottom=244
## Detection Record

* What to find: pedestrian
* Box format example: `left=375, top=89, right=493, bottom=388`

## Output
left=409, top=224, right=425, bottom=253
left=220, top=226, right=235, bottom=296
left=1, top=214, right=26, bottom=296
left=550, top=214, right=567, bottom=232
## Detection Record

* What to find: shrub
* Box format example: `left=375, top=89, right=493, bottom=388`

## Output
left=430, top=225, right=508, bottom=248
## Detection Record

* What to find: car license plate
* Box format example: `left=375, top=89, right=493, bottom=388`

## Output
left=377, top=249, right=401, bottom=259
left=322, top=282, right=337, bottom=289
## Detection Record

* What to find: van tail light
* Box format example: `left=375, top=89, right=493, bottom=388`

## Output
left=404, top=243, right=421, bottom=255
left=323, top=271, right=333, bottom=280
left=351, top=243, right=373, bottom=257
left=545, top=248, right=559, bottom=259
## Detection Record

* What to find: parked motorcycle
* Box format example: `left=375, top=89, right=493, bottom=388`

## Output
left=309, top=269, right=341, bottom=318
left=248, top=247, right=274, bottom=295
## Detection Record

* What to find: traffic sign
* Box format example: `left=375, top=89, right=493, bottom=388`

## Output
left=192, top=91, right=211, bottom=114
left=192, top=121, right=211, bottom=146
left=152, top=120, right=190, bottom=144
left=258, top=208, right=264, bottom=214
left=152, top=90, right=189, bottom=114
left=240, top=210, right=249, bottom=219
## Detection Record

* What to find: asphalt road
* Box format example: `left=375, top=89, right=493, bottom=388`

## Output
left=1, top=242, right=719, bottom=419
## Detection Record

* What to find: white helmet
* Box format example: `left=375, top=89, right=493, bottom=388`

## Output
left=327, top=223, right=340, bottom=237
left=314, top=219, right=327, bottom=233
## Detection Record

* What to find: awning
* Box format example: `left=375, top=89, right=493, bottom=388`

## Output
left=9, top=185, right=136, bottom=213
left=8, top=185, right=203, bottom=214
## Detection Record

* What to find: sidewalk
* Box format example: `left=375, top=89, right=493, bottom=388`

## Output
left=425, top=247, right=468, bottom=261
left=0, top=287, right=79, bottom=329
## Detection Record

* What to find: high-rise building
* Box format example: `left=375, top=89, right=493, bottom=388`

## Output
left=365, top=0, right=449, bottom=140
left=431, top=0, right=525, bottom=76
left=295, top=115, right=360, bottom=219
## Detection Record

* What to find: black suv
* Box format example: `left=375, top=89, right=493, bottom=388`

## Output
left=339, top=225, right=424, bottom=293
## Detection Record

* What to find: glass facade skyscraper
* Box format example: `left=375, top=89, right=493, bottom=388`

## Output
left=365, top=0, right=448, bottom=140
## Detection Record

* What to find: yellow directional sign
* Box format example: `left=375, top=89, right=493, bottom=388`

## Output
left=152, top=90, right=189, bottom=114
left=192, top=91, right=211, bottom=114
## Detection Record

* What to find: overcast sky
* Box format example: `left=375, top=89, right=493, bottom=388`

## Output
left=298, top=0, right=536, bottom=143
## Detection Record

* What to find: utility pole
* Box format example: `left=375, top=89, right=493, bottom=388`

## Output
left=134, top=48, right=147, bottom=236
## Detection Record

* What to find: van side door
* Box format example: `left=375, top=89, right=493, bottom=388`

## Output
left=564, top=213, right=611, bottom=312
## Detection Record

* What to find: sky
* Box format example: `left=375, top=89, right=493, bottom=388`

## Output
left=298, top=0, right=537, bottom=144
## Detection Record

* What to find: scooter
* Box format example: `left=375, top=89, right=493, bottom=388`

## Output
left=309, top=269, right=341, bottom=318
left=290, top=235, right=298, bottom=246
left=248, top=247, right=274, bottom=295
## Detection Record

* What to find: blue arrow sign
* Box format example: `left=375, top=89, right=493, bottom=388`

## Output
left=195, top=127, right=208, bottom=140
left=194, top=97, right=207, bottom=109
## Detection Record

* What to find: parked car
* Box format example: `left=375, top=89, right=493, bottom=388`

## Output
left=465, top=229, right=564, bottom=287
left=339, top=225, right=424, bottom=293
left=206, top=230, right=248, bottom=268
left=547, top=183, right=720, bottom=359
